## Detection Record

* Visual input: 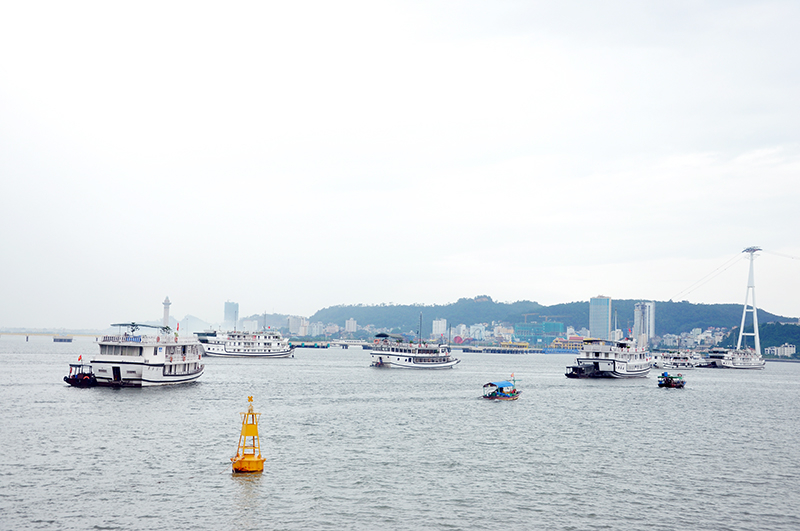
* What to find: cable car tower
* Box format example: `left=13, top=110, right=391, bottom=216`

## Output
left=736, top=246, right=761, bottom=355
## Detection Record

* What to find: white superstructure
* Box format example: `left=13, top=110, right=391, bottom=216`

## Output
left=91, top=324, right=204, bottom=387
left=565, top=338, right=651, bottom=378
left=198, top=329, right=294, bottom=358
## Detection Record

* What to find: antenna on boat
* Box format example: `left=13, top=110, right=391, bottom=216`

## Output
left=736, top=247, right=761, bottom=355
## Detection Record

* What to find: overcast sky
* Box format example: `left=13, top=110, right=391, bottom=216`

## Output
left=1, top=1, right=799, bottom=329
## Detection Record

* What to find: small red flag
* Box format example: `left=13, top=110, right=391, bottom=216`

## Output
left=177, top=322, right=180, bottom=331
left=78, top=355, right=82, bottom=361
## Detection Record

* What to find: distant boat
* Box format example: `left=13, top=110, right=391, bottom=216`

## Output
left=700, top=347, right=765, bottom=369
left=197, top=329, right=294, bottom=358
left=657, top=372, right=686, bottom=388
left=481, top=376, right=520, bottom=400
left=370, top=333, right=460, bottom=369
left=53, top=335, right=73, bottom=343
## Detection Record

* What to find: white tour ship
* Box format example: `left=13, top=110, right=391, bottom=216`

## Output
left=370, top=333, right=460, bottom=369
left=65, top=322, right=204, bottom=387
left=197, top=329, right=294, bottom=358
left=703, top=347, right=765, bottom=369
left=565, top=338, right=652, bottom=378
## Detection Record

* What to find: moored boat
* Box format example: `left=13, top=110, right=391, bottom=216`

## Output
left=64, top=322, right=204, bottom=387
left=197, top=329, right=294, bottom=358
left=700, top=347, right=765, bottom=369
left=482, top=376, right=520, bottom=400
left=657, top=372, right=686, bottom=388
left=370, top=333, right=460, bottom=369
left=565, top=338, right=651, bottom=379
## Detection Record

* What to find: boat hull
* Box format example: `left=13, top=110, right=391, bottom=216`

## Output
left=202, top=349, right=293, bottom=358
left=481, top=394, right=520, bottom=400
left=371, top=356, right=460, bottom=369
left=566, top=359, right=650, bottom=379
left=90, top=360, right=204, bottom=387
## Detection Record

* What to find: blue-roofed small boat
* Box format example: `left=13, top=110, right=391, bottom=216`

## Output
left=482, top=375, right=520, bottom=400
left=657, top=372, right=686, bottom=388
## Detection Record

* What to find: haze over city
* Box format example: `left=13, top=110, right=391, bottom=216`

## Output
left=1, top=1, right=799, bottom=329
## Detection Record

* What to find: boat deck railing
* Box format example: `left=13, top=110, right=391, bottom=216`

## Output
left=101, top=335, right=193, bottom=344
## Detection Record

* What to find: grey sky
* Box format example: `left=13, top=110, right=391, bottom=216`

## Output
left=1, top=1, right=798, bottom=328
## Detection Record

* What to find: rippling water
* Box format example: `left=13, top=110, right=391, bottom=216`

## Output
left=2, top=335, right=800, bottom=530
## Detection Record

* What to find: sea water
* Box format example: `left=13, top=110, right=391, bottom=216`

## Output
left=1, top=335, right=799, bottom=530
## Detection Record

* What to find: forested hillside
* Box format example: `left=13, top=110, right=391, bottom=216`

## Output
left=309, top=296, right=795, bottom=336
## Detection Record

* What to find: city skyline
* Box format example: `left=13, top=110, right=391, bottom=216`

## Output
left=2, top=2, right=799, bottom=328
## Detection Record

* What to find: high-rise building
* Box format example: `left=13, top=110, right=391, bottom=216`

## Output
left=224, top=301, right=239, bottom=330
left=589, top=296, right=612, bottom=340
left=633, top=301, right=656, bottom=347
left=345, top=318, right=357, bottom=333
left=432, top=318, right=447, bottom=339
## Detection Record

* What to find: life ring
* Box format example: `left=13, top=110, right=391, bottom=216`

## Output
left=182, top=356, right=186, bottom=361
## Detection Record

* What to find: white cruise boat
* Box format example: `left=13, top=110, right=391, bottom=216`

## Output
left=370, top=333, right=460, bottom=369
left=65, top=323, right=204, bottom=387
left=654, top=351, right=697, bottom=370
left=703, top=347, right=765, bottom=369
left=565, top=338, right=651, bottom=378
left=197, top=329, right=294, bottom=358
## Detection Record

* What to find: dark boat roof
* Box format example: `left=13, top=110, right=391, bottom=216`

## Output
left=375, top=333, right=406, bottom=340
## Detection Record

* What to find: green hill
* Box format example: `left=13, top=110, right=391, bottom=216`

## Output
left=309, top=296, right=796, bottom=337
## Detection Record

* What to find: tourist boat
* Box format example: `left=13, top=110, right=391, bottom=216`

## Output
left=481, top=376, right=520, bottom=400
left=63, top=322, right=204, bottom=387
left=197, top=329, right=294, bottom=358
left=565, top=338, right=651, bottom=378
left=657, top=372, right=686, bottom=388
left=701, top=347, right=765, bottom=369
left=370, top=333, right=460, bottom=369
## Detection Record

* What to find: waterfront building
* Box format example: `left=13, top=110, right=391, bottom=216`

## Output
left=765, top=343, right=796, bottom=357
left=589, top=296, right=612, bottom=340
left=515, top=321, right=565, bottom=345
left=633, top=301, right=656, bottom=347
left=288, top=316, right=308, bottom=335
left=309, top=322, right=325, bottom=337
left=550, top=336, right=583, bottom=350
left=470, top=324, right=486, bottom=341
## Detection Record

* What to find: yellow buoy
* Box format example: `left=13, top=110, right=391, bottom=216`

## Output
left=231, top=396, right=266, bottom=473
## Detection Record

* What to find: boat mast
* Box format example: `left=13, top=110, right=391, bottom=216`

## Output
left=736, top=246, right=761, bottom=355
left=418, top=312, right=422, bottom=348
